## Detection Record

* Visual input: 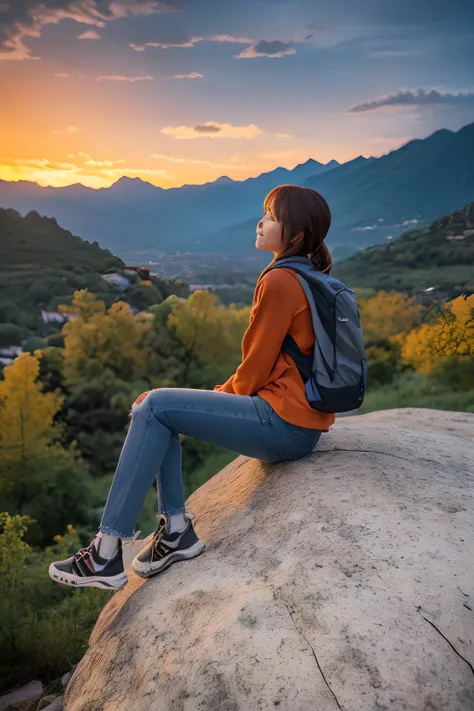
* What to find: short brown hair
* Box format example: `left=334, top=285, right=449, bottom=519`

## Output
left=258, top=184, right=332, bottom=281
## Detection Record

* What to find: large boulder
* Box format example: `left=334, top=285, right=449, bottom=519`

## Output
left=64, top=408, right=474, bottom=711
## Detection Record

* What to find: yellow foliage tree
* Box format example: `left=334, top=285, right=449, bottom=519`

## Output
left=0, top=352, right=64, bottom=465
left=60, top=290, right=154, bottom=386
left=359, top=291, right=423, bottom=342
left=400, top=295, right=474, bottom=374
left=167, top=290, right=247, bottom=379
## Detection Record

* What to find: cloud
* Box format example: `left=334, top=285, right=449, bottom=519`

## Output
left=0, top=0, right=185, bottom=60
left=160, top=122, right=263, bottom=140
left=1, top=156, right=77, bottom=170
left=235, top=40, right=296, bottom=59
left=78, top=29, right=100, bottom=39
left=78, top=152, right=126, bottom=167
left=347, top=87, right=474, bottom=113
left=50, top=125, right=79, bottom=134
left=94, top=74, right=153, bottom=82
left=194, top=124, right=221, bottom=134
left=165, top=72, right=203, bottom=79
left=130, top=33, right=297, bottom=60
left=130, top=33, right=253, bottom=52
left=53, top=71, right=68, bottom=77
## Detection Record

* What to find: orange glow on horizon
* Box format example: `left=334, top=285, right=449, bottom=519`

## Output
left=0, top=135, right=409, bottom=190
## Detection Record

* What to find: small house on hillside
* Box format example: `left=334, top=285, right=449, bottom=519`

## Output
left=0, top=345, right=24, bottom=366
left=100, top=266, right=153, bottom=291
left=41, top=311, right=78, bottom=324
left=101, top=273, right=131, bottom=290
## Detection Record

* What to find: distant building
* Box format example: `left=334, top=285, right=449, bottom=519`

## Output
left=0, top=345, right=23, bottom=366
left=101, top=273, right=131, bottom=290
left=0, top=346, right=23, bottom=358
left=124, top=266, right=151, bottom=281
left=101, top=267, right=152, bottom=291
left=189, top=284, right=214, bottom=292
left=41, top=311, right=78, bottom=324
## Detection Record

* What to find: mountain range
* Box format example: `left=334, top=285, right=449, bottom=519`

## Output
left=0, top=121, right=473, bottom=263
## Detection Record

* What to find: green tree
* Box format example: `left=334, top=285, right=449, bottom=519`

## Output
left=0, top=515, right=109, bottom=693
left=0, top=323, right=24, bottom=347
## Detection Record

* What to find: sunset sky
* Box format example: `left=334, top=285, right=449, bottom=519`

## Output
left=1, top=0, right=473, bottom=189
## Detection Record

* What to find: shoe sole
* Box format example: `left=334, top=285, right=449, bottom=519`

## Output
left=48, top=562, right=128, bottom=590
left=131, top=540, right=206, bottom=579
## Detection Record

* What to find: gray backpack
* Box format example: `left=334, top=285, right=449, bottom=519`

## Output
left=266, top=255, right=367, bottom=413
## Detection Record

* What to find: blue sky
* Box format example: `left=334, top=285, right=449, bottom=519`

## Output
left=1, top=0, right=473, bottom=188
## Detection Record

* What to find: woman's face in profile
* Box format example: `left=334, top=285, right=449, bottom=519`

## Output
left=255, top=210, right=284, bottom=255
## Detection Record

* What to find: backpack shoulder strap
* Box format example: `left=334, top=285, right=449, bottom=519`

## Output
left=267, top=259, right=335, bottom=373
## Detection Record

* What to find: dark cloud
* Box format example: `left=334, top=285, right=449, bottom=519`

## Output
left=347, top=87, right=474, bottom=113
left=0, top=0, right=184, bottom=59
left=236, top=39, right=296, bottom=59
left=194, top=123, right=221, bottom=134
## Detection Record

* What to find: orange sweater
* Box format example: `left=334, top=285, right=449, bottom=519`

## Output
left=214, top=267, right=336, bottom=432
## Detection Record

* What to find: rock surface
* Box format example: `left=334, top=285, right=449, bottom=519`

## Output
left=64, top=408, right=474, bottom=711
left=40, top=696, right=63, bottom=711
left=0, top=681, right=43, bottom=711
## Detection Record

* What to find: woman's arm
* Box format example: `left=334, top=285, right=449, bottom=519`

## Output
left=215, top=270, right=300, bottom=397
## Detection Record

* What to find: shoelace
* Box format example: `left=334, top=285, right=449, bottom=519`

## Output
left=75, top=531, right=141, bottom=568
left=75, top=539, right=97, bottom=561
left=148, top=513, right=195, bottom=563
left=73, top=539, right=99, bottom=574
left=150, top=517, right=167, bottom=563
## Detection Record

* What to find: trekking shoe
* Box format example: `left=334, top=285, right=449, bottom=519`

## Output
left=132, top=513, right=205, bottom=579
left=48, top=531, right=141, bottom=590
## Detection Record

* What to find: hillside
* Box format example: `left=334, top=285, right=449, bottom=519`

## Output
left=332, top=200, right=474, bottom=299
left=0, top=208, right=190, bottom=337
left=0, top=207, right=124, bottom=271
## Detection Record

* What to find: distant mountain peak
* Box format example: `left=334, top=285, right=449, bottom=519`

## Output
left=299, top=158, right=322, bottom=167
left=214, top=176, right=234, bottom=185
left=112, top=176, right=153, bottom=188
left=108, top=175, right=163, bottom=196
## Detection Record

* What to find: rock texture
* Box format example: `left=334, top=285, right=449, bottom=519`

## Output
left=64, top=408, right=474, bottom=711
left=0, top=682, right=43, bottom=711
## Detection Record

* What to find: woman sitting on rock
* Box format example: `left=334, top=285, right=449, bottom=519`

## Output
left=49, top=184, right=336, bottom=590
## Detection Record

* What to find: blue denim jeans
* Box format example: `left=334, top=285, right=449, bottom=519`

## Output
left=99, top=388, right=323, bottom=538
